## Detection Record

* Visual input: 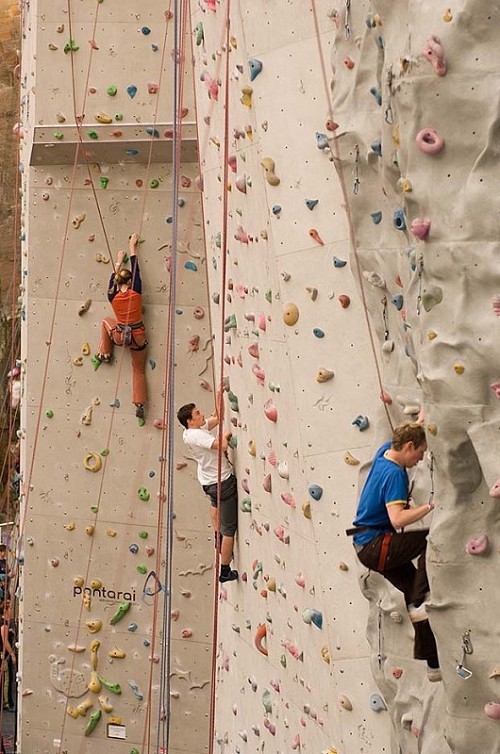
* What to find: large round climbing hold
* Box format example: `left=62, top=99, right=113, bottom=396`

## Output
left=283, top=303, right=299, bottom=326
left=83, top=452, right=102, bottom=472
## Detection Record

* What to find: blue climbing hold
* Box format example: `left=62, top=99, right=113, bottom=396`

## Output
left=272, top=205, right=281, bottom=216
left=369, top=693, right=387, bottom=712
left=178, top=198, right=185, bottom=207
left=184, top=261, right=198, bottom=272
left=312, top=328, right=325, bottom=338
left=166, top=216, right=173, bottom=223
left=149, top=359, right=156, bottom=370
left=369, top=86, right=382, bottom=105
left=308, top=484, right=323, bottom=501
left=371, top=139, right=382, bottom=156
left=110, top=398, right=120, bottom=408
left=143, top=638, right=151, bottom=646
left=392, top=294, right=404, bottom=311
left=127, top=623, right=138, bottom=632
left=248, top=58, right=263, bottom=81
left=315, top=132, right=329, bottom=150
left=371, top=211, right=382, bottom=224
left=146, top=127, right=160, bottom=138
left=305, top=199, right=319, bottom=211
left=352, top=415, right=369, bottom=431
left=127, top=85, right=138, bottom=99
left=129, top=544, right=139, bottom=554
left=393, top=209, right=406, bottom=231
left=376, top=35, right=384, bottom=50
left=148, top=470, right=155, bottom=478
left=141, top=26, right=151, bottom=35
left=333, top=256, right=347, bottom=268
left=126, top=149, right=139, bottom=156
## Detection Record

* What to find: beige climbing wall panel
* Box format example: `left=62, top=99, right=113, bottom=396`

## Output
left=19, top=1, right=216, bottom=753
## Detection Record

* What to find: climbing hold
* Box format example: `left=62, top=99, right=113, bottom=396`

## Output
left=312, top=328, right=325, bottom=338
left=72, top=212, right=86, bottom=229
left=283, top=303, right=299, bottom=326
left=248, top=58, right=263, bottom=81
left=411, top=218, right=431, bottom=240
left=454, top=363, right=465, bottom=375
left=254, top=624, right=268, bottom=656
left=371, top=139, right=382, bottom=156
left=127, top=85, right=138, bottom=99
left=352, top=415, right=369, bottom=431
left=83, top=453, right=102, bottom=473
left=308, top=484, right=323, bottom=501
left=138, top=487, right=150, bottom=502
left=78, top=298, right=92, bottom=316
left=305, top=199, right=319, bottom=211
left=339, top=695, right=353, bottom=711
left=393, top=209, right=406, bottom=231
left=110, top=601, right=131, bottom=625
left=194, top=21, right=204, bottom=45
left=260, top=158, right=280, bottom=186
left=309, top=228, right=324, bottom=245
left=333, top=256, right=347, bottom=268
left=97, top=675, right=122, bottom=695
left=272, top=205, right=281, bottom=216
left=344, top=451, right=360, bottom=466
left=369, top=693, right=387, bottom=712
left=45, top=409, right=54, bottom=419
left=184, top=260, right=197, bottom=271
left=86, top=619, right=102, bottom=634
left=371, top=211, right=382, bottom=225
left=316, top=368, right=335, bottom=383
left=416, top=128, right=444, bottom=155
left=484, top=702, right=500, bottom=720
left=263, top=473, right=272, bottom=493
left=392, top=295, right=404, bottom=311
left=338, top=294, right=350, bottom=309
left=64, top=38, right=80, bottom=53
left=146, top=127, right=160, bottom=138
left=369, top=86, right=382, bottom=105
left=423, top=35, right=447, bottom=76
left=84, top=710, right=101, bottom=737
left=302, top=501, right=311, bottom=519
left=99, top=176, right=109, bottom=189
left=302, top=608, right=323, bottom=629
left=443, top=8, right=453, bottom=21
left=465, top=534, right=489, bottom=556
left=264, top=400, right=278, bottom=423
left=240, top=86, right=253, bottom=107
left=240, top=498, right=252, bottom=513
left=422, top=285, right=443, bottom=312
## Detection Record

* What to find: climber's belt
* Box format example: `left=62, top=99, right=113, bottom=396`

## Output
left=377, top=533, right=392, bottom=571
left=116, top=322, right=144, bottom=331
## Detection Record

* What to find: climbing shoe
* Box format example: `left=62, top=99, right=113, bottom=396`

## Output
left=92, top=353, right=112, bottom=371
left=426, top=665, right=442, bottom=682
left=219, top=568, right=238, bottom=583
left=135, top=404, right=145, bottom=420
left=408, top=602, right=428, bottom=623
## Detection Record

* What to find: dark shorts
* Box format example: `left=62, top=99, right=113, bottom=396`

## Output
left=202, top=474, right=238, bottom=536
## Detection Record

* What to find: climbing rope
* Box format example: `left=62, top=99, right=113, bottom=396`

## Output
left=310, top=0, right=394, bottom=432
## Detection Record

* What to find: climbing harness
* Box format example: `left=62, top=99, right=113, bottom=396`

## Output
left=352, top=143, right=360, bottom=195
left=115, top=321, right=145, bottom=347
left=456, top=630, right=473, bottom=679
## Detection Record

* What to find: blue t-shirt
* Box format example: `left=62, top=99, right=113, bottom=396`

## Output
left=352, top=441, right=409, bottom=545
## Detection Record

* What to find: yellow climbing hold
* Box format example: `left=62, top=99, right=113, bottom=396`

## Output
left=83, top=593, right=91, bottom=610
left=106, top=528, right=117, bottom=537
left=108, top=647, right=126, bottom=659
left=76, top=698, right=94, bottom=716
left=98, top=695, right=113, bottom=713
left=392, top=124, right=400, bottom=147
left=82, top=342, right=91, bottom=355
left=400, top=179, right=412, bottom=193
left=88, top=671, right=101, bottom=693
left=344, top=451, right=360, bottom=466
left=90, top=579, right=102, bottom=589
left=321, top=645, right=330, bottom=664
left=72, top=356, right=84, bottom=366
left=427, top=330, right=438, bottom=340
left=67, top=706, right=80, bottom=719
left=74, top=576, right=85, bottom=587
left=86, top=619, right=102, bottom=634
left=65, top=522, right=76, bottom=531
left=240, top=87, right=253, bottom=107
left=260, top=157, right=280, bottom=186
left=316, top=368, right=335, bottom=383
left=108, top=716, right=122, bottom=725
left=443, top=8, right=453, bottom=21
left=283, top=303, right=299, bottom=326
left=302, top=501, right=312, bottom=519
left=454, top=363, right=465, bottom=375
left=248, top=439, right=256, bottom=456
left=83, top=452, right=102, bottom=472
left=95, top=112, right=113, bottom=124
left=427, top=423, right=438, bottom=436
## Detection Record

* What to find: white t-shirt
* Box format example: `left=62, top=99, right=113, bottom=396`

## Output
left=183, top=423, right=232, bottom=486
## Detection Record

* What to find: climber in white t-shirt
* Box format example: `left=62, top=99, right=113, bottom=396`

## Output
left=177, top=389, right=238, bottom=583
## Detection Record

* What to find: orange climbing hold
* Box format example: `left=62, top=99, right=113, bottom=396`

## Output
left=254, top=623, right=268, bottom=656
left=308, top=228, right=324, bottom=245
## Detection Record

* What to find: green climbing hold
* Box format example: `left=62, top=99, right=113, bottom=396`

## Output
left=194, top=21, right=204, bottom=46
left=87, top=131, right=99, bottom=140
left=136, top=564, right=147, bottom=574
left=107, top=85, right=117, bottom=96
left=150, top=179, right=160, bottom=189
left=227, top=390, right=239, bottom=412
left=240, top=498, right=251, bottom=513
left=99, top=176, right=109, bottom=188
left=84, top=709, right=101, bottom=736
left=100, top=449, right=109, bottom=456
left=264, top=289, right=272, bottom=303
left=138, top=486, right=150, bottom=502
left=53, top=132, right=64, bottom=140
left=91, top=355, right=101, bottom=371
left=98, top=674, right=122, bottom=694
left=130, top=749, right=140, bottom=754
left=137, top=417, right=145, bottom=427
left=138, top=531, right=148, bottom=539
left=110, top=601, right=131, bottom=625
left=115, top=113, right=123, bottom=121
left=90, top=505, right=99, bottom=513
left=45, top=409, right=54, bottom=419
left=64, top=39, right=79, bottom=54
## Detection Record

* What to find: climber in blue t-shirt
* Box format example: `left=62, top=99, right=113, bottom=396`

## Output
left=349, top=422, right=440, bottom=681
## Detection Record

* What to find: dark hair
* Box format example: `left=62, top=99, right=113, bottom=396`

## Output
left=0, top=545, right=7, bottom=553
left=177, top=403, right=196, bottom=429
left=392, top=423, right=426, bottom=451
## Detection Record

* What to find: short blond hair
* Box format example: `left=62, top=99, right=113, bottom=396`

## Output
left=391, top=422, right=426, bottom=451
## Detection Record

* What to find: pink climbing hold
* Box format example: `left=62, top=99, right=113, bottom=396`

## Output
left=281, top=492, right=296, bottom=508
left=489, top=478, right=500, bottom=497
left=258, top=312, right=267, bottom=331
left=235, top=175, right=247, bottom=193
left=200, top=71, right=219, bottom=100
left=466, top=534, right=489, bottom=555
left=263, top=473, right=272, bottom=493
left=241, top=478, right=250, bottom=494
left=234, top=225, right=250, bottom=244
left=264, top=399, right=278, bottom=422
left=204, top=0, right=216, bottom=10
left=248, top=343, right=259, bottom=358
left=267, top=449, right=277, bottom=466
left=416, top=128, right=444, bottom=155
left=252, top=364, right=265, bottom=386
left=274, top=525, right=289, bottom=544
left=411, top=217, right=431, bottom=240
left=228, top=154, right=237, bottom=173
left=235, top=284, right=248, bottom=299
left=490, top=383, right=500, bottom=400
left=484, top=702, right=500, bottom=720
left=295, top=573, right=305, bottom=587
left=380, top=391, right=393, bottom=405
left=309, top=228, right=324, bottom=245
left=291, top=734, right=301, bottom=750
left=423, top=35, right=447, bottom=76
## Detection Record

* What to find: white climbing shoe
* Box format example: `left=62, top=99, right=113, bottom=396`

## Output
left=408, top=602, right=428, bottom=623
left=426, top=665, right=442, bottom=682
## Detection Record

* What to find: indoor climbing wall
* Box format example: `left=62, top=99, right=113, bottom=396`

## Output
left=19, top=3, right=216, bottom=754
left=188, top=1, right=425, bottom=753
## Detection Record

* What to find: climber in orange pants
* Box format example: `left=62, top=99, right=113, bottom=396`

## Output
left=94, top=233, right=148, bottom=420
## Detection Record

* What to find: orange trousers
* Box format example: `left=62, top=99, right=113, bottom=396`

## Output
left=99, top=317, right=147, bottom=406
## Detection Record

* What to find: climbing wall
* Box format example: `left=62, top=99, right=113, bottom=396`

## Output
left=19, top=3, right=216, bottom=754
